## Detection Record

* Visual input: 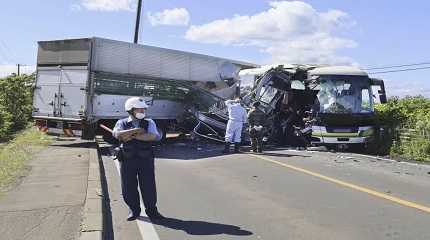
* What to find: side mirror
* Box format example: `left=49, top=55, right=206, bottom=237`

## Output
left=379, top=94, right=387, bottom=104
left=371, top=78, right=387, bottom=104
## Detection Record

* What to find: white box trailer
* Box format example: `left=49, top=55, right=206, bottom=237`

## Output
left=32, top=37, right=258, bottom=139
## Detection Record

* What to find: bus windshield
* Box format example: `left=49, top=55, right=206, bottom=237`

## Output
left=315, top=75, right=374, bottom=114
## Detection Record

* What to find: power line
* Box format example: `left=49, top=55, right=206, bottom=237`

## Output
left=0, top=43, right=12, bottom=63
left=16, top=64, right=29, bottom=76
left=369, top=66, right=430, bottom=74
left=0, top=40, right=17, bottom=63
left=365, top=62, right=430, bottom=70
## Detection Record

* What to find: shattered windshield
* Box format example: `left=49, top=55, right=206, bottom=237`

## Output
left=259, top=86, right=278, bottom=104
left=316, top=75, right=373, bottom=114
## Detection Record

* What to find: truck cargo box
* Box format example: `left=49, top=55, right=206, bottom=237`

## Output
left=32, top=37, right=258, bottom=138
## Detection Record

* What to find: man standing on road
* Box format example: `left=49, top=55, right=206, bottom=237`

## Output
left=223, top=97, right=247, bottom=153
left=247, top=101, right=266, bottom=153
left=112, top=97, right=164, bottom=221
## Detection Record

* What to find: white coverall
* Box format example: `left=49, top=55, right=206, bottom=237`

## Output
left=225, top=100, right=247, bottom=143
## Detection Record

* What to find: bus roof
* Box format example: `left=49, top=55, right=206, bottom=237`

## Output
left=309, top=66, right=368, bottom=76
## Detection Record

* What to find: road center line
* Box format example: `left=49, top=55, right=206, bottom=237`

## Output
left=249, top=153, right=430, bottom=214
left=113, top=159, right=161, bottom=240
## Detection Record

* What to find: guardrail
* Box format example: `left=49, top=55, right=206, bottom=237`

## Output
left=392, top=126, right=430, bottom=161
left=397, top=128, right=430, bottom=142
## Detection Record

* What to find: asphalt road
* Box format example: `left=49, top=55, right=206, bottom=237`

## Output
left=98, top=140, right=430, bottom=240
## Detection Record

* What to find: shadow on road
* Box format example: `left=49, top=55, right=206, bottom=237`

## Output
left=97, top=138, right=227, bottom=160
left=254, top=152, right=311, bottom=158
left=155, top=145, right=225, bottom=160
left=97, top=136, right=312, bottom=161
left=51, top=142, right=94, bottom=149
left=138, top=216, right=253, bottom=236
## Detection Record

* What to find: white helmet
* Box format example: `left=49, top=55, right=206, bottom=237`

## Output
left=125, top=97, right=149, bottom=112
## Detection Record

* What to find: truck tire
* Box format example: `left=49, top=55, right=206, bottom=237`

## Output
left=81, top=122, right=96, bottom=140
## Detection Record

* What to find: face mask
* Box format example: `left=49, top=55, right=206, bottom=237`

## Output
left=135, top=112, right=146, bottom=119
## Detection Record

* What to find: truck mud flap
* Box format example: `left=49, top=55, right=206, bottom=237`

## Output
left=35, top=119, right=82, bottom=137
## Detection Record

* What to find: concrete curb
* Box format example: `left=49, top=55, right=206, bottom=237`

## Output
left=80, top=142, right=103, bottom=240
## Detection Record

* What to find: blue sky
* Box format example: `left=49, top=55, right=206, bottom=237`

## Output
left=0, top=0, right=429, bottom=97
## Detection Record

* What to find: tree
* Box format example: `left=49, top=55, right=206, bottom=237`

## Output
left=0, top=74, right=35, bottom=140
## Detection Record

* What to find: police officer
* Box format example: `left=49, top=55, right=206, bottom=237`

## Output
left=112, top=97, right=164, bottom=221
left=223, top=97, right=247, bottom=153
left=247, top=101, right=266, bottom=152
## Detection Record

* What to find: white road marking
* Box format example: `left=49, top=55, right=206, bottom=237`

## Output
left=114, top=159, right=161, bottom=240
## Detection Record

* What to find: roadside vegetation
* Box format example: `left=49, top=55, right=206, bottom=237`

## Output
left=0, top=74, right=35, bottom=140
left=375, top=96, right=430, bottom=161
left=0, top=127, right=51, bottom=191
left=0, top=74, right=52, bottom=191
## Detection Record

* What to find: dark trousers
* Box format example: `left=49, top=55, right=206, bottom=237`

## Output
left=120, top=149, right=157, bottom=214
left=249, top=128, right=264, bottom=151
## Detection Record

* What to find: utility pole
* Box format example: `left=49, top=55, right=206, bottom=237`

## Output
left=134, top=0, right=143, bottom=44
left=17, top=64, right=20, bottom=76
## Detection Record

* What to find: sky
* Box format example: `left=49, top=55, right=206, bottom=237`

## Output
left=0, top=0, right=429, bottom=97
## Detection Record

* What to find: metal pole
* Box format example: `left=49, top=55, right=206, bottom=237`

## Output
left=134, top=0, right=143, bottom=44
left=17, top=64, right=20, bottom=76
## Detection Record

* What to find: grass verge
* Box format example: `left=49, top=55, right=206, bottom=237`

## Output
left=0, top=127, right=52, bottom=192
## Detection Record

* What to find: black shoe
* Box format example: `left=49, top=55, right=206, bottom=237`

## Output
left=145, top=208, right=165, bottom=220
left=222, top=143, right=230, bottom=153
left=127, top=211, right=140, bottom=221
left=234, top=143, right=240, bottom=153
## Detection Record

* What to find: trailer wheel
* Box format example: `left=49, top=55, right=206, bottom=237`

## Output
left=82, top=122, right=96, bottom=140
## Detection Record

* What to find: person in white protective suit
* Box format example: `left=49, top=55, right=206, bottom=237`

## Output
left=223, top=98, right=247, bottom=153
